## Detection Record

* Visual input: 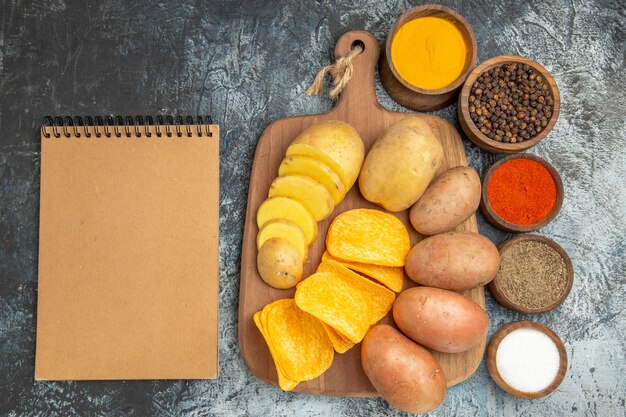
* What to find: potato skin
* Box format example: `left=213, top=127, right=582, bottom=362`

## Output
left=361, top=324, right=447, bottom=414
left=410, top=166, right=481, bottom=235
left=290, top=120, right=364, bottom=189
left=393, top=287, right=488, bottom=353
left=359, top=117, right=444, bottom=212
left=405, top=232, right=500, bottom=290
left=257, top=238, right=303, bottom=289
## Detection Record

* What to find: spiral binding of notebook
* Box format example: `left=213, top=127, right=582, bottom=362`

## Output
left=41, top=115, right=214, bottom=139
left=37, top=113, right=220, bottom=381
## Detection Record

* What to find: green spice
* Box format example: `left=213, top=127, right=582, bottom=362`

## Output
left=497, top=240, right=567, bottom=310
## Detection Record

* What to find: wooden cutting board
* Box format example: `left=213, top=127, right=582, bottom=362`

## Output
left=239, top=30, right=486, bottom=396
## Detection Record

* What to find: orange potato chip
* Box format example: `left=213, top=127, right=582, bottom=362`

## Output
left=321, top=251, right=404, bottom=293
left=321, top=322, right=355, bottom=354
left=254, top=310, right=298, bottom=391
left=316, top=259, right=395, bottom=324
left=266, top=299, right=334, bottom=382
left=254, top=299, right=334, bottom=390
left=326, top=209, right=410, bottom=267
left=295, top=272, right=372, bottom=343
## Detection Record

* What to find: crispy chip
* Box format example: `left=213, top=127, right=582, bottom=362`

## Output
left=266, top=300, right=334, bottom=382
left=321, top=322, right=355, bottom=354
left=254, top=310, right=298, bottom=391
left=321, top=251, right=404, bottom=293
left=326, top=209, right=410, bottom=266
left=254, top=299, right=334, bottom=390
left=295, top=272, right=372, bottom=343
left=316, top=259, right=395, bottom=323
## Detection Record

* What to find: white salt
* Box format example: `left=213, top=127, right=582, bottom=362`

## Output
left=495, top=328, right=560, bottom=393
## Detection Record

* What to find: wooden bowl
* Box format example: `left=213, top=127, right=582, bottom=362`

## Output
left=458, top=56, right=560, bottom=153
left=487, top=321, right=568, bottom=399
left=379, top=4, right=477, bottom=111
left=488, top=234, right=574, bottom=314
left=480, top=154, right=564, bottom=233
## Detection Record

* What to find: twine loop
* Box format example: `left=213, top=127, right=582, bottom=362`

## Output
left=306, top=44, right=363, bottom=100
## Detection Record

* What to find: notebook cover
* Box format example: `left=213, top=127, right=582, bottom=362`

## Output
left=35, top=126, right=219, bottom=380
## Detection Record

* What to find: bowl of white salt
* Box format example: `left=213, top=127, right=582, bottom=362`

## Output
left=487, top=321, right=567, bottom=399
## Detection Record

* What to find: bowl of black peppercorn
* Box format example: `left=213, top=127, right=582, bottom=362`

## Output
left=458, top=55, right=560, bottom=153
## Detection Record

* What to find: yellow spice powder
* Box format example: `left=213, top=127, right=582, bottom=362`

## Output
left=391, top=16, right=468, bottom=90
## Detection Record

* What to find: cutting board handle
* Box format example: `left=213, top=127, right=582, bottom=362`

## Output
left=333, top=31, right=381, bottom=113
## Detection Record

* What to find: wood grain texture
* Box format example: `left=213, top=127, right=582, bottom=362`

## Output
left=480, top=154, right=564, bottom=232
left=458, top=55, right=560, bottom=154
left=379, top=4, right=477, bottom=112
left=486, top=321, right=568, bottom=399
left=239, top=30, right=486, bottom=396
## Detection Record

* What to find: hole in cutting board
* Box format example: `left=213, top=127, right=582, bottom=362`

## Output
left=351, top=40, right=365, bottom=53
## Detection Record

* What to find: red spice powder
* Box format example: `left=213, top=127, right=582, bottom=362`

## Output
left=487, top=158, right=557, bottom=225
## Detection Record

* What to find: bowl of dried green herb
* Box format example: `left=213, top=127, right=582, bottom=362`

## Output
left=458, top=55, right=560, bottom=154
left=488, top=235, right=573, bottom=314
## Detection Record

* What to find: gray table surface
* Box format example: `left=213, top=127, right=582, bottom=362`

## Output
left=1, top=0, right=624, bottom=416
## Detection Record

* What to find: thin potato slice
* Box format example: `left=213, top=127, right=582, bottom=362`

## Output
left=279, top=156, right=346, bottom=204
left=288, top=121, right=364, bottom=189
left=268, top=175, right=334, bottom=221
left=257, top=197, right=318, bottom=245
left=316, top=259, right=395, bottom=324
left=257, top=219, right=307, bottom=262
left=286, top=143, right=350, bottom=189
left=264, top=299, right=334, bottom=384
left=295, top=272, right=371, bottom=343
left=322, top=251, right=404, bottom=293
left=321, top=322, right=355, bottom=354
left=326, top=209, right=410, bottom=267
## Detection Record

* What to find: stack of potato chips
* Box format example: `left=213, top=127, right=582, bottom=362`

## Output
left=254, top=209, right=410, bottom=390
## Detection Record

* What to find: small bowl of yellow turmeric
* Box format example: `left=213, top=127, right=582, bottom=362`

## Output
left=380, top=4, right=477, bottom=111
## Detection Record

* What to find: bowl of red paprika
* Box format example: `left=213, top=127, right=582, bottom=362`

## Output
left=481, top=154, right=564, bottom=232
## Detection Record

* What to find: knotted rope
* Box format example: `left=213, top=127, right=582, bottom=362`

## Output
left=306, top=44, right=363, bottom=100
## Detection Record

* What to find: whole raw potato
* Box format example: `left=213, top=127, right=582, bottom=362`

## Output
left=359, top=117, right=444, bottom=212
left=405, top=232, right=500, bottom=290
left=393, top=287, right=488, bottom=353
left=410, top=166, right=481, bottom=235
left=361, top=324, right=447, bottom=414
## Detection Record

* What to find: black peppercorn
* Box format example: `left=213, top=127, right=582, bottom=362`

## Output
left=468, top=63, right=553, bottom=142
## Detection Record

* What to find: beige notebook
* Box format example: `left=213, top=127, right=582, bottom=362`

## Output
left=36, top=115, right=219, bottom=380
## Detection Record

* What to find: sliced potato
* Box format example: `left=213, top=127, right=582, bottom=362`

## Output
left=288, top=120, right=364, bottom=189
left=279, top=156, right=346, bottom=204
left=257, top=197, right=317, bottom=245
left=257, top=219, right=307, bottom=262
left=268, top=175, right=334, bottom=221
left=257, top=238, right=303, bottom=289
left=286, top=144, right=347, bottom=188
